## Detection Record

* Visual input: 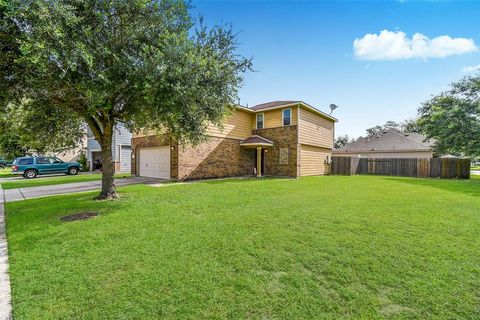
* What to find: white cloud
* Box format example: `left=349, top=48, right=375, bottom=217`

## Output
left=353, top=30, right=478, bottom=61
left=462, top=64, right=480, bottom=73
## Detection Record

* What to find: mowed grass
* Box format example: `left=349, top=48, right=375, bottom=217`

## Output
left=0, top=167, right=16, bottom=178
left=0, top=172, right=131, bottom=190
left=5, top=176, right=480, bottom=319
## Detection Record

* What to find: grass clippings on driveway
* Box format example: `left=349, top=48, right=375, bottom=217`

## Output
left=5, top=176, right=480, bottom=319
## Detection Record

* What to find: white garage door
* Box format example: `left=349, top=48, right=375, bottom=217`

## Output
left=138, top=146, right=170, bottom=179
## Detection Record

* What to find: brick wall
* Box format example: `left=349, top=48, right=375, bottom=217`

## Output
left=178, top=137, right=255, bottom=180
left=253, top=126, right=298, bottom=178
left=131, top=134, right=178, bottom=179
left=131, top=128, right=300, bottom=180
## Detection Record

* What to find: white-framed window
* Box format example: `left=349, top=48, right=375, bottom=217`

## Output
left=256, top=113, right=264, bottom=129
left=282, top=108, right=291, bottom=126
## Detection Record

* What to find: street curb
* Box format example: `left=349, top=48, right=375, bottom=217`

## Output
left=0, top=185, right=12, bottom=320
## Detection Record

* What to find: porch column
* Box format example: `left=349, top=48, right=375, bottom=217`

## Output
left=256, top=147, right=262, bottom=177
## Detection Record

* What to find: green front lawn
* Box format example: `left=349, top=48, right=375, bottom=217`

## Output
left=471, top=165, right=480, bottom=171
left=0, top=172, right=130, bottom=190
left=5, top=176, right=480, bottom=319
left=0, top=167, right=16, bottom=178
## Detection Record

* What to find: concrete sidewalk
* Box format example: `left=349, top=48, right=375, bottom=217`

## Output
left=1, top=177, right=163, bottom=203
left=0, top=186, right=12, bottom=319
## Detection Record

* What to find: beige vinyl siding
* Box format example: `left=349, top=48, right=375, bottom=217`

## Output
left=300, top=145, right=331, bottom=176
left=207, top=109, right=253, bottom=140
left=253, top=107, right=298, bottom=129
left=298, top=107, right=334, bottom=149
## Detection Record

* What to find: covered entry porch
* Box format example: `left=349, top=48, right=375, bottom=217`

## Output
left=240, top=135, right=274, bottom=177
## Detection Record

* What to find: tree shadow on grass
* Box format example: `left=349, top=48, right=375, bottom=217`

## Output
left=193, top=176, right=293, bottom=185
left=377, top=175, right=480, bottom=198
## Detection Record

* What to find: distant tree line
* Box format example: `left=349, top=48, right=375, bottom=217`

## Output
left=336, top=73, right=480, bottom=159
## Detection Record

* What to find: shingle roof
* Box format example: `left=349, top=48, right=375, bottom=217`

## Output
left=249, top=101, right=338, bottom=122
left=240, top=135, right=274, bottom=146
left=250, top=101, right=299, bottom=111
left=334, top=128, right=435, bottom=153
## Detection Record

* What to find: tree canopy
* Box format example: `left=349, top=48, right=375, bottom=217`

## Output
left=3, top=0, right=252, bottom=198
left=334, top=134, right=351, bottom=149
left=365, top=119, right=419, bottom=137
left=0, top=102, right=85, bottom=159
left=418, top=75, right=480, bottom=158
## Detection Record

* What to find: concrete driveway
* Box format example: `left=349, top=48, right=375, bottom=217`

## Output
left=1, top=177, right=164, bottom=203
left=0, top=171, right=100, bottom=182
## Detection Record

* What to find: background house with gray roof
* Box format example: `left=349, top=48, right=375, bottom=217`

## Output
left=333, top=128, right=435, bottom=159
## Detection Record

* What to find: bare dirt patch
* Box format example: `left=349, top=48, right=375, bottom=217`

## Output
left=60, top=212, right=99, bottom=222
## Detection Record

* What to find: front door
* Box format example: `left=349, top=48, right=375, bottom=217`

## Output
left=254, top=149, right=265, bottom=176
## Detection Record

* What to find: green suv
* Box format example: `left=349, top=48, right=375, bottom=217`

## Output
left=12, top=156, right=81, bottom=179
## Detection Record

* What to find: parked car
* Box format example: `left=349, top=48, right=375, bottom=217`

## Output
left=0, top=159, right=12, bottom=169
left=12, top=156, right=81, bottom=179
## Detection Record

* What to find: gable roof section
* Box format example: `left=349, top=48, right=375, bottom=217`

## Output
left=334, top=128, right=435, bottom=153
left=250, top=101, right=338, bottom=122
left=240, top=135, right=274, bottom=147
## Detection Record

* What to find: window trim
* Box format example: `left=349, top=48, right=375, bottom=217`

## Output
left=256, top=113, right=264, bottom=129
left=282, top=108, right=292, bottom=126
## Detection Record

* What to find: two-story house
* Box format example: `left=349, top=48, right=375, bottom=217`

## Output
left=131, top=101, right=337, bottom=180
left=87, top=123, right=132, bottom=173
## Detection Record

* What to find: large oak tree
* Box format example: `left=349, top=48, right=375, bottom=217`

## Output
left=418, top=75, right=480, bottom=158
left=3, top=0, right=251, bottom=199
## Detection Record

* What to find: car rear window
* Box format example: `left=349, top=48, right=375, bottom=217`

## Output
left=18, top=158, right=34, bottom=165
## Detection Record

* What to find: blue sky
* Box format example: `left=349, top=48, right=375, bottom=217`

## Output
left=191, top=1, right=480, bottom=138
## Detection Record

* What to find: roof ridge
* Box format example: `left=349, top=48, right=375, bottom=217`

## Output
left=387, top=129, right=432, bottom=149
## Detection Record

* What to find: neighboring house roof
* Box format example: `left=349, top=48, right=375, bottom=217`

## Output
left=247, top=101, right=338, bottom=122
left=240, top=135, right=274, bottom=147
left=334, top=128, right=435, bottom=153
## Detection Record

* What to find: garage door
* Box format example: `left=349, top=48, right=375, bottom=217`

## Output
left=300, top=144, right=330, bottom=176
left=138, top=146, right=170, bottom=179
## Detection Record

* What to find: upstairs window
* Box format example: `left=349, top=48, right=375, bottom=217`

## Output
left=256, top=113, right=264, bottom=129
left=282, top=108, right=291, bottom=126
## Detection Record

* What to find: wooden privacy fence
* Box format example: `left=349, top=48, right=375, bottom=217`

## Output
left=331, top=157, right=470, bottom=179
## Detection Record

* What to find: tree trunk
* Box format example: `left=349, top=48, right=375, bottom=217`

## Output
left=97, top=126, right=118, bottom=200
